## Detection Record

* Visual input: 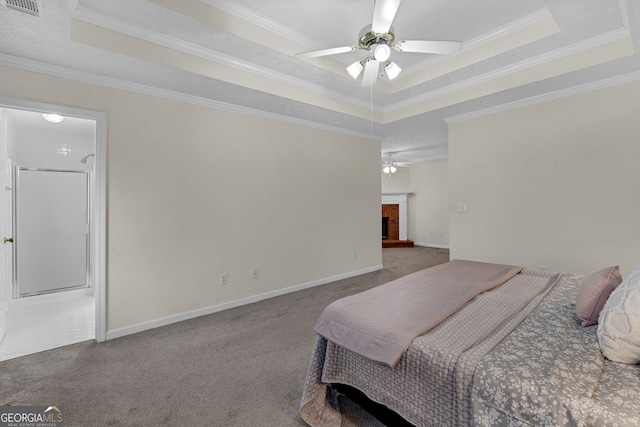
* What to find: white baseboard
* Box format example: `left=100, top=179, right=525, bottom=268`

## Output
left=105, top=264, right=383, bottom=340
left=414, top=242, right=450, bottom=249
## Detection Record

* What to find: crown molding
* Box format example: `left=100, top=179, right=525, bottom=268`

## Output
left=444, top=70, right=640, bottom=124
left=384, top=26, right=632, bottom=114
left=620, top=0, right=630, bottom=29
left=0, top=53, right=381, bottom=141
left=201, top=0, right=324, bottom=50
left=70, top=6, right=383, bottom=114
left=399, top=8, right=555, bottom=78
left=389, top=0, right=633, bottom=108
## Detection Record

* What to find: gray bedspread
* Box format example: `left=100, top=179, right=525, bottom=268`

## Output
left=472, top=273, right=640, bottom=427
left=300, top=269, right=560, bottom=427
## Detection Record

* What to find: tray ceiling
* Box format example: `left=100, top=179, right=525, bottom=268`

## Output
left=0, top=0, right=637, bottom=163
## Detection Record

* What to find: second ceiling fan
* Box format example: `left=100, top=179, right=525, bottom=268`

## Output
left=295, top=0, right=462, bottom=86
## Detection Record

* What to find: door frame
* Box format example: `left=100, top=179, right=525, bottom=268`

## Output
left=0, top=96, right=107, bottom=342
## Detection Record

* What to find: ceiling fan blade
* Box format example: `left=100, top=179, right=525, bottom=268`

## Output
left=395, top=40, right=462, bottom=55
left=295, top=46, right=357, bottom=60
left=371, top=0, right=402, bottom=34
left=361, top=58, right=380, bottom=87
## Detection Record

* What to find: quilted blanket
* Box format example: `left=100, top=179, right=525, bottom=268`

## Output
left=301, top=269, right=560, bottom=427
left=314, top=259, right=523, bottom=367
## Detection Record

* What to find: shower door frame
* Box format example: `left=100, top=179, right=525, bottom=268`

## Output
left=12, top=167, right=91, bottom=298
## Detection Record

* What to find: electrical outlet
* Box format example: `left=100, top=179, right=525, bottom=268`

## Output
left=219, top=273, right=228, bottom=286
left=352, top=251, right=357, bottom=259
left=252, top=268, right=259, bottom=279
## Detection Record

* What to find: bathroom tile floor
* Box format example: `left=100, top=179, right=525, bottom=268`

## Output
left=0, top=293, right=94, bottom=362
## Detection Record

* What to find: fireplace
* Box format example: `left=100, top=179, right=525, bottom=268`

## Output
left=381, top=204, right=399, bottom=240
left=382, top=217, right=389, bottom=240
left=381, top=193, right=413, bottom=247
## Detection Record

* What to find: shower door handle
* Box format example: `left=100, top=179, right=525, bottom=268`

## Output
left=4, top=237, right=13, bottom=244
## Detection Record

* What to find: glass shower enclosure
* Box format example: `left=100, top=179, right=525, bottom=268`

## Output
left=13, top=167, right=90, bottom=298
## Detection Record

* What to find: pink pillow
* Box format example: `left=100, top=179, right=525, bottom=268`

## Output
left=576, top=266, right=623, bottom=327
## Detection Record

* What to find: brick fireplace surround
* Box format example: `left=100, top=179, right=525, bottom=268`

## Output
left=381, top=193, right=414, bottom=248
left=381, top=204, right=399, bottom=240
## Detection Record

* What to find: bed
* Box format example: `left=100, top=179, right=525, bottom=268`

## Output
left=299, top=260, right=640, bottom=427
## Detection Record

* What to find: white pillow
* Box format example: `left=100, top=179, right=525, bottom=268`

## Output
left=597, top=263, right=640, bottom=364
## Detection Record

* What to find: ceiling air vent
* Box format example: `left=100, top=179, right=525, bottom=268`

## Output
left=1, top=0, right=43, bottom=18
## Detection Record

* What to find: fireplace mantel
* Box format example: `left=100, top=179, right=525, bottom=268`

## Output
left=382, top=193, right=410, bottom=241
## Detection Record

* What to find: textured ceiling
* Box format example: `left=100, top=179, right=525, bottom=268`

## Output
left=0, top=0, right=638, bottom=163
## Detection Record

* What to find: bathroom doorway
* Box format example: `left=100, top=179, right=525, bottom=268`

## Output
left=0, top=99, right=106, bottom=361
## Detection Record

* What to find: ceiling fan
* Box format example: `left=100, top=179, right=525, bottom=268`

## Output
left=382, top=153, right=411, bottom=176
left=295, top=0, right=462, bottom=86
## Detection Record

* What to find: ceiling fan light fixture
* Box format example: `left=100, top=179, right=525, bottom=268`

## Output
left=385, top=61, right=401, bottom=80
left=293, top=0, right=462, bottom=87
left=346, top=60, right=364, bottom=79
left=382, top=162, right=397, bottom=175
left=373, top=43, right=391, bottom=62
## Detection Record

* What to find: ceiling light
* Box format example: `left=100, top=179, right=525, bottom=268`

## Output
left=382, top=162, right=397, bottom=176
left=373, top=44, right=391, bottom=62
left=42, top=113, right=64, bottom=123
left=385, top=61, right=402, bottom=80
left=346, top=60, right=364, bottom=79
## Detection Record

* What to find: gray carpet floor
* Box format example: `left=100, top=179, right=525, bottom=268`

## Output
left=0, top=247, right=449, bottom=426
